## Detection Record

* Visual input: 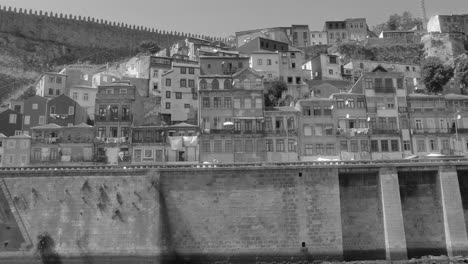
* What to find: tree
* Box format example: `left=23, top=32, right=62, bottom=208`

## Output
left=455, top=56, right=468, bottom=89
left=372, top=11, right=423, bottom=35
left=421, top=56, right=454, bottom=94
left=264, top=81, right=288, bottom=107
left=137, top=40, right=161, bottom=54
left=18, top=86, right=36, bottom=100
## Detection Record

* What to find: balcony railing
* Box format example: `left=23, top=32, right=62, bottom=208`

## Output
left=32, top=137, right=60, bottom=144
left=94, top=137, right=129, bottom=144
left=337, top=128, right=370, bottom=136
left=413, top=128, right=451, bottom=134
left=95, top=115, right=132, bottom=122
left=374, top=87, right=395, bottom=93
left=132, top=139, right=165, bottom=144
left=370, top=128, right=400, bottom=135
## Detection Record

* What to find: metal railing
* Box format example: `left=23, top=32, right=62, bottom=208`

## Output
left=1, top=157, right=468, bottom=173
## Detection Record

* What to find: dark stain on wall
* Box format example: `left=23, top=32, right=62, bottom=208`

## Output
left=398, top=171, right=447, bottom=258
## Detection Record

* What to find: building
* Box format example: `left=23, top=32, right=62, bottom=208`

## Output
left=235, top=27, right=292, bottom=48
left=94, top=81, right=135, bottom=165
left=310, top=31, right=328, bottom=46
left=305, top=54, right=343, bottom=81
left=331, top=93, right=370, bottom=161
left=237, top=37, right=289, bottom=54
left=407, top=94, right=452, bottom=157
left=92, top=72, right=119, bottom=88
left=443, top=93, right=468, bottom=155
left=69, top=85, right=98, bottom=119
left=0, top=109, right=23, bottom=136
left=350, top=67, right=408, bottom=160
left=0, top=133, right=5, bottom=166
left=46, top=94, right=89, bottom=127
left=427, top=14, right=468, bottom=35
left=324, top=18, right=368, bottom=44
left=131, top=125, right=166, bottom=164
left=279, top=50, right=310, bottom=100
left=35, top=72, right=67, bottom=98
left=291, top=25, right=311, bottom=47
left=30, top=123, right=94, bottom=164
left=343, top=59, right=423, bottom=91
left=2, top=134, right=30, bottom=167
left=249, top=51, right=280, bottom=81
left=10, top=95, right=48, bottom=135
left=296, top=97, right=338, bottom=161
left=166, top=122, right=199, bottom=163
left=379, top=30, right=416, bottom=39
left=199, top=62, right=266, bottom=163
left=264, top=107, right=300, bottom=162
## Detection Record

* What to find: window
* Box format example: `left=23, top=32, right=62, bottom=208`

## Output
left=389, top=117, right=397, bottom=129
left=303, top=106, right=311, bottom=116
left=234, top=119, right=241, bottom=131
left=329, top=56, right=337, bottom=64
left=188, top=79, right=195, bottom=88
left=305, top=144, right=313, bottom=156
left=48, top=88, right=54, bottom=95
left=203, top=97, right=210, bottom=108
left=225, top=140, right=232, bottom=152
left=391, top=140, right=399, bottom=152
left=325, top=144, right=334, bottom=155
left=397, top=78, right=403, bottom=89
left=330, top=33, right=334, bottom=39
left=244, top=98, right=251, bottom=109
left=313, top=106, right=321, bottom=116
left=430, top=139, right=438, bottom=151
left=9, top=114, right=16, bottom=124
left=267, top=59, right=272, bottom=65
left=245, top=140, right=253, bottom=152
left=39, top=116, right=45, bottom=125
left=144, top=149, right=153, bottom=159
left=189, top=68, right=195, bottom=74
left=350, top=140, right=358, bottom=152
left=337, top=100, right=345, bottom=108
left=15, top=130, right=22, bottom=136
left=223, top=97, right=232, bottom=108
left=357, top=98, right=365, bottom=108
left=97, top=127, right=106, bottom=137
left=417, top=139, right=426, bottom=152
left=386, top=98, right=395, bottom=109
left=180, top=67, right=187, bottom=74
left=276, top=139, right=285, bottom=152
left=24, top=115, right=30, bottom=125
left=257, top=59, right=263, bottom=65
left=214, top=140, right=222, bottom=153
left=165, top=102, right=170, bottom=109
left=83, top=93, right=89, bottom=101
left=340, top=140, right=348, bottom=152
left=119, top=89, right=127, bottom=94
left=202, top=140, right=211, bottom=153
left=415, top=119, right=423, bottom=131
left=49, top=76, right=55, bottom=83
left=287, top=77, right=293, bottom=84
left=165, top=79, right=171, bottom=86
left=68, top=106, right=74, bottom=115
left=316, top=144, right=324, bottom=155
left=165, top=91, right=171, bottom=98
left=234, top=140, right=242, bottom=152
left=200, top=79, right=207, bottom=89
left=361, top=140, right=369, bottom=152
left=56, top=89, right=60, bottom=95
left=180, top=79, right=187, bottom=88
left=106, top=89, right=114, bottom=94
left=255, top=98, right=262, bottom=109
left=266, top=139, right=274, bottom=152
left=381, top=140, right=389, bottom=152
left=256, top=120, right=263, bottom=132
left=347, top=99, right=355, bottom=108
left=31, top=103, right=38, bottom=110
left=176, top=92, right=182, bottom=99
left=212, top=79, right=219, bottom=90
left=365, top=78, right=373, bottom=89
left=328, top=69, right=333, bottom=75
left=72, top=92, right=78, bottom=100
left=292, top=63, right=296, bottom=69
left=303, top=125, right=312, bottom=136
left=403, top=140, right=411, bottom=151
left=371, top=140, right=379, bottom=152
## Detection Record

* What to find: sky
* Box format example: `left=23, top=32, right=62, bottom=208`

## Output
left=0, top=0, right=467, bottom=37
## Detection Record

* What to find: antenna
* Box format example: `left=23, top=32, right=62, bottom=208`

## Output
left=421, top=0, right=428, bottom=29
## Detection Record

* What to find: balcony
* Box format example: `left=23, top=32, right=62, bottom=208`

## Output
left=370, top=128, right=400, bottom=135
left=337, top=128, right=369, bottom=136
left=413, top=128, right=451, bottom=134
left=132, top=138, right=165, bottom=144
left=95, top=115, right=133, bottom=122
left=453, top=128, right=468, bottom=134
left=398, top=107, right=408, bottom=113
left=94, top=137, right=129, bottom=144
left=32, top=137, right=60, bottom=144
left=267, top=129, right=298, bottom=136
left=374, top=87, right=395, bottom=93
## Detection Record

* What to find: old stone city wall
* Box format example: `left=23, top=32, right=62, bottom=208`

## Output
left=0, top=163, right=467, bottom=263
left=0, top=5, right=223, bottom=50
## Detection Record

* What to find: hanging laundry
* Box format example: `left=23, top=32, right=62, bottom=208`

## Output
left=183, top=136, right=198, bottom=147
left=169, top=136, right=183, bottom=151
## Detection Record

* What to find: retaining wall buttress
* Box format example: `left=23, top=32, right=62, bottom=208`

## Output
left=378, top=167, right=407, bottom=260
left=438, top=166, right=468, bottom=257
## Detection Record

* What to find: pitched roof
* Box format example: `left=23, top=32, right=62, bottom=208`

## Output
left=9, top=134, right=31, bottom=139
left=167, top=122, right=198, bottom=128
left=31, top=123, right=62, bottom=130
left=232, top=67, right=263, bottom=78
left=0, top=133, right=7, bottom=138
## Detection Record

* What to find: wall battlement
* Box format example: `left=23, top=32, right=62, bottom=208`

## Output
left=0, top=5, right=224, bottom=50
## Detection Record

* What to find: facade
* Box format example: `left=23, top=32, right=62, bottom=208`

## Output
left=296, top=97, right=338, bottom=161
left=0, top=109, right=23, bottom=136
left=351, top=68, right=408, bottom=160
left=264, top=107, right=300, bottom=162
left=379, top=30, right=416, bottom=38
left=30, top=123, right=94, bottom=164
left=310, top=31, right=328, bottom=45
left=10, top=95, right=48, bottom=135
left=35, top=72, right=67, bottom=98
left=237, top=37, right=289, bottom=54
left=324, top=18, right=368, bottom=44
left=199, top=65, right=266, bottom=163
left=291, top=25, right=310, bottom=47
left=69, top=85, right=98, bottom=118
left=131, top=125, right=166, bottom=164
left=444, top=93, right=468, bottom=156
left=2, top=135, right=30, bottom=167
left=92, top=72, right=119, bottom=88
left=166, top=123, right=199, bottom=163
left=279, top=50, right=310, bottom=100
left=94, top=81, right=135, bottom=165
left=249, top=51, right=280, bottom=81
left=0, top=133, right=5, bottom=166
left=235, top=27, right=292, bottom=48
left=305, top=54, right=343, bottom=81
left=427, top=14, right=468, bottom=35
left=47, top=94, right=88, bottom=127
left=343, top=60, right=423, bottom=91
